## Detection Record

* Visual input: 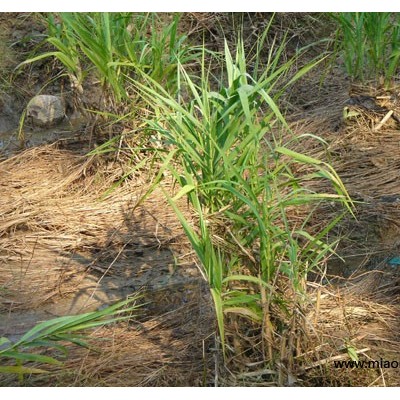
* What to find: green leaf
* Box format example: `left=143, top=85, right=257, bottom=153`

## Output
left=1, top=351, right=62, bottom=365
left=0, top=337, right=11, bottom=347
left=347, top=346, right=359, bottom=362
left=222, top=274, right=270, bottom=288
left=223, top=293, right=260, bottom=306
left=275, top=147, right=323, bottom=165
left=172, top=184, right=196, bottom=201
left=210, top=288, right=225, bottom=355
left=224, top=307, right=262, bottom=321
left=15, top=296, right=141, bottom=346
left=0, top=366, right=48, bottom=375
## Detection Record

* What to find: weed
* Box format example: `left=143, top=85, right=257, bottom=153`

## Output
left=334, top=12, right=400, bottom=85
left=0, top=295, right=142, bottom=382
left=18, top=13, right=202, bottom=102
left=136, top=29, right=353, bottom=359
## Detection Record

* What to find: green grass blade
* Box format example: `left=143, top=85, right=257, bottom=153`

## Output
left=1, top=351, right=62, bottom=365
left=0, top=366, right=48, bottom=375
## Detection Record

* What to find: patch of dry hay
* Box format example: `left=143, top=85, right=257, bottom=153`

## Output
left=0, top=144, right=190, bottom=312
left=269, top=74, right=400, bottom=386
left=0, top=144, right=215, bottom=387
left=285, top=77, right=400, bottom=259
left=300, top=271, right=400, bottom=386
left=326, top=127, right=400, bottom=253
left=65, top=281, right=215, bottom=387
left=0, top=280, right=216, bottom=387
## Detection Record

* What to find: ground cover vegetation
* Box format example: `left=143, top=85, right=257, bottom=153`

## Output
left=1, top=12, right=400, bottom=386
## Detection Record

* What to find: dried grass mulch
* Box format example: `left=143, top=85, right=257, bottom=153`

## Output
left=0, top=144, right=192, bottom=312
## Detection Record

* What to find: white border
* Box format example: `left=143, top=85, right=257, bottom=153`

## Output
left=1, top=1, right=400, bottom=12
left=0, top=387, right=395, bottom=399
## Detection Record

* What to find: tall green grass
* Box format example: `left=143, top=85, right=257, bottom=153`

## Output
left=334, top=12, right=400, bottom=85
left=136, top=35, right=353, bottom=356
left=19, top=13, right=201, bottom=101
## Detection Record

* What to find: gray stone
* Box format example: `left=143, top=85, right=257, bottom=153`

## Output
left=26, top=95, right=65, bottom=128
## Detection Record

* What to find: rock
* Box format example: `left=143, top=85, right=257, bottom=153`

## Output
left=26, top=95, right=65, bottom=128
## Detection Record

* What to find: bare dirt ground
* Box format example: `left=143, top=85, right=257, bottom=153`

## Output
left=0, top=12, right=399, bottom=387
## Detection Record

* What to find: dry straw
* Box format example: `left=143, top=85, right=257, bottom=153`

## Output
left=0, top=144, right=190, bottom=312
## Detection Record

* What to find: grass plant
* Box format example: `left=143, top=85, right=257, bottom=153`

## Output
left=0, top=296, right=142, bottom=382
left=18, top=12, right=201, bottom=101
left=135, top=32, right=353, bottom=358
left=334, top=12, right=400, bottom=85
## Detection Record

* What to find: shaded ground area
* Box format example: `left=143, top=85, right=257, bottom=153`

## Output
left=0, top=142, right=216, bottom=386
left=0, top=12, right=219, bottom=386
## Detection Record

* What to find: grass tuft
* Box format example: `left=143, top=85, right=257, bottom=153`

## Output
left=135, top=25, right=353, bottom=361
left=0, top=295, right=142, bottom=382
left=334, top=12, right=400, bottom=85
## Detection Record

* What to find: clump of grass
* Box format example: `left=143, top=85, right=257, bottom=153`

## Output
left=18, top=12, right=201, bottom=102
left=334, top=12, right=400, bottom=85
left=136, top=28, right=353, bottom=364
left=0, top=296, right=142, bottom=383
